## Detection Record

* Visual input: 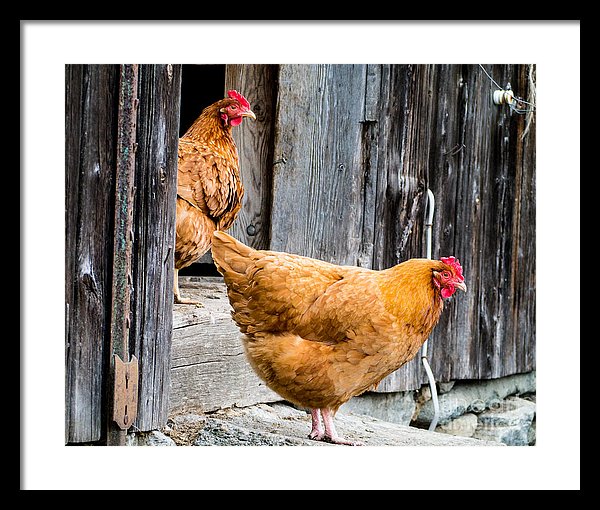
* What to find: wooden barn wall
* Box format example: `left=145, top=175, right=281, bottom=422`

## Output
left=65, top=64, right=181, bottom=443
left=422, top=64, right=536, bottom=386
left=226, top=64, right=536, bottom=392
left=65, top=65, right=119, bottom=443
left=128, top=64, right=181, bottom=430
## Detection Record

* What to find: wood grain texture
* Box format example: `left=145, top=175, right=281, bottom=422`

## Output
left=65, top=64, right=119, bottom=443
left=129, top=64, right=182, bottom=430
left=66, top=65, right=182, bottom=442
left=270, top=64, right=371, bottom=265
left=392, top=64, right=536, bottom=389
left=169, top=277, right=280, bottom=413
left=225, top=65, right=278, bottom=250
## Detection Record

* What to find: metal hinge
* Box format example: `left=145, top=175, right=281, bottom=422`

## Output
left=112, top=354, right=139, bottom=430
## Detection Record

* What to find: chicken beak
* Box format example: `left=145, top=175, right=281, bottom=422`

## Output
left=242, top=110, right=257, bottom=121
left=455, top=281, right=467, bottom=293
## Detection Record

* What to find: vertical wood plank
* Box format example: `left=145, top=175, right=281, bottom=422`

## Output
left=371, top=64, right=434, bottom=391
left=129, top=64, right=182, bottom=431
left=225, top=65, right=278, bottom=250
left=425, top=64, right=536, bottom=384
left=423, top=64, right=477, bottom=384
left=270, top=64, right=368, bottom=265
left=65, top=64, right=119, bottom=443
left=512, top=64, right=536, bottom=374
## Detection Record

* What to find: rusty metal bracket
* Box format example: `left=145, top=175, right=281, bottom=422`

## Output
left=112, top=354, right=139, bottom=430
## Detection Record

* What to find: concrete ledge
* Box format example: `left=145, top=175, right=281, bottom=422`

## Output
left=164, top=402, right=503, bottom=446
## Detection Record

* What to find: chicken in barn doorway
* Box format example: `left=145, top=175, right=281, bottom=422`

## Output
left=174, top=90, right=255, bottom=304
left=211, top=231, right=466, bottom=445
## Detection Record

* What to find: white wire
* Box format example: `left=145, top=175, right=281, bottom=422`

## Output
left=421, top=188, right=440, bottom=431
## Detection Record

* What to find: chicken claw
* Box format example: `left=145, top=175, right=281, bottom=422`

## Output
left=173, top=269, right=204, bottom=306
left=173, top=293, right=204, bottom=306
left=308, top=408, right=364, bottom=446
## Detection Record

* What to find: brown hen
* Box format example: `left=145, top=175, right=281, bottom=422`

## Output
left=174, top=90, right=255, bottom=304
left=211, top=230, right=466, bottom=445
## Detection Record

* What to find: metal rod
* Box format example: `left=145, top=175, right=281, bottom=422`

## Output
left=421, top=189, right=440, bottom=431
left=107, top=64, right=139, bottom=445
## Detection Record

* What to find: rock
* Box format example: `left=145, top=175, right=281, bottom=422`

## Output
left=413, top=371, right=536, bottom=426
left=185, top=402, right=503, bottom=446
left=126, top=430, right=176, bottom=446
left=338, top=390, right=416, bottom=426
left=194, top=418, right=314, bottom=446
left=435, top=413, right=478, bottom=438
left=472, top=396, right=536, bottom=446
left=419, top=385, right=432, bottom=402
left=528, top=416, right=536, bottom=445
left=164, top=412, right=207, bottom=446
left=438, top=381, right=455, bottom=394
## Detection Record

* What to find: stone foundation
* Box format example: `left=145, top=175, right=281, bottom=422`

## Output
left=338, top=371, right=536, bottom=446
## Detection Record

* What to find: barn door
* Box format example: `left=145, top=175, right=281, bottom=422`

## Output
left=65, top=64, right=181, bottom=444
left=246, top=64, right=430, bottom=270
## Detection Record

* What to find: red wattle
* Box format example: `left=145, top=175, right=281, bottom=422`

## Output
left=441, top=287, right=454, bottom=299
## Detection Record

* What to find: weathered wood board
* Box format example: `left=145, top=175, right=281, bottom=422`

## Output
left=65, top=65, right=182, bottom=442
left=169, top=277, right=280, bottom=414
left=65, top=64, right=120, bottom=443
left=225, top=65, right=278, bottom=251
left=129, top=64, right=181, bottom=430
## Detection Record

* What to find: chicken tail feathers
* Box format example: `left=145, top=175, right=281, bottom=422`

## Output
left=211, top=230, right=256, bottom=275
left=212, top=231, right=265, bottom=333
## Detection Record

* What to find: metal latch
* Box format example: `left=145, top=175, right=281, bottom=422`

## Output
left=112, top=354, right=139, bottom=430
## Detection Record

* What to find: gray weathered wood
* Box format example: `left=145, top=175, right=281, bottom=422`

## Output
left=169, top=277, right=279, bottom=414
left=367, top=64, right=434, bottom=390
left=129, top=64, right=182, bottom=430
left=65, top=64, right=182, bottom=443
left=270, top=64, right=371, bottom=265
left=225, top=65, right=278, bottom=250
left=374, top=64, right=537, bottom=390
left=65, top=64, right=119, bottom=443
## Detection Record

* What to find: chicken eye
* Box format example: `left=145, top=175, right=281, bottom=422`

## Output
left=442, top=270, right=451, bottom=279
left=230, top=105, right=237, bottom=110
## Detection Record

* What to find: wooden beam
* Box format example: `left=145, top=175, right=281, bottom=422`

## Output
left=65, top=65, right=120, bottom=443
left=129, top=64, right=181, bottom=431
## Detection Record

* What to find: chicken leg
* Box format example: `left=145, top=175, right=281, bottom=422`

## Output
left=308, top=408, right=363, bottom=446
left=173, top=268, right=203, bottom=305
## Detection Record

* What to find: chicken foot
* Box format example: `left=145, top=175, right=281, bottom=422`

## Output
left=308, top=408, right=363, bottom=446
left=173, top=268, right=203, bottom=306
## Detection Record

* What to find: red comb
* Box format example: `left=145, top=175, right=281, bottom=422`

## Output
left=227, top=89, right=250, bottom=109
left=441, top=256, right=464, bottom=281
